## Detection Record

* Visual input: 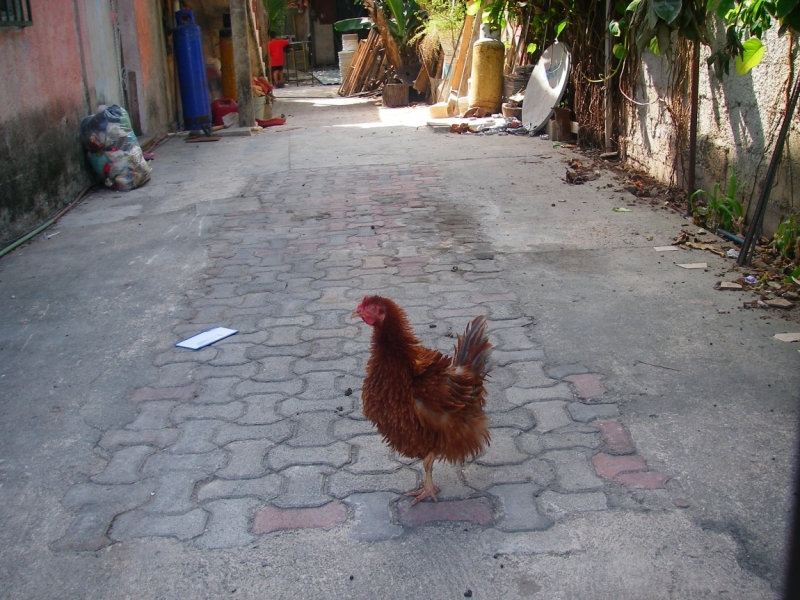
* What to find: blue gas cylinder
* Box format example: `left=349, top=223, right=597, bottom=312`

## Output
left=174, top=10, right=211, bottom=131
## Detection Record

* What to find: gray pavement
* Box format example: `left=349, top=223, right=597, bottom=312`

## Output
left=0, top=86, right=797, bottom=599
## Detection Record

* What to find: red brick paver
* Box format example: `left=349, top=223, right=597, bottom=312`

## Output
left=563, top=373, right=606, bottom=399
left=252, top=502, right=347, bottom=534
left=592, top=453, right=647, bottom=479
left=592, top=420, right=636, bottom=455
left=397, top=498, right=493, bottom=527
left=615, top=471, right=670, bottom=489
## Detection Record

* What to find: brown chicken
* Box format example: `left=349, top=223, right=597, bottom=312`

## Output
left=352, top=295, right=492, bottom=504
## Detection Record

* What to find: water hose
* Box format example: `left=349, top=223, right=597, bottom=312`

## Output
left=0, top=183, right=95, bottom=259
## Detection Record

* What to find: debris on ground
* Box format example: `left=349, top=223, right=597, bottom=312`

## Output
left=565, top=158, right=600, bottom=184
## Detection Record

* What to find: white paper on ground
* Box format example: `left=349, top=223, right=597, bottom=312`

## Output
left=678, top=263, right=707, bottom=269
left=176, top=327, right=238, bottom=350
left=653, top=246, right=678, bottom=252
left=774, top=332, right=800, bottom=343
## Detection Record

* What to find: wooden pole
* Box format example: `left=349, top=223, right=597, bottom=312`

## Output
left=686, top=40, right=700, bottom=216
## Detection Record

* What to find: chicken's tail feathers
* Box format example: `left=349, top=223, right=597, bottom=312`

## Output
left=454, top=315, right=493, bottom=377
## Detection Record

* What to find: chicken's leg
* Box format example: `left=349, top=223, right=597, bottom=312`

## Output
left=405, top=453, right=440, bottom=505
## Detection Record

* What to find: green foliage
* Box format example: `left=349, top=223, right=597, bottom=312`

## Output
left=690, top=170, right=745, bottom=233
left=769, top=0, right=800, bottom=34
left=379, top=0, right=424, bottom=55
left=785, top=264, right=800, bottom=286
left=263, top=0, right=288, bottom=34
left=771, top=214, right=800, bottom=259
left=626, top=0, right=710, bottom=59
left=415, top=0, right=466, bottom=49
left=334, top=17, right=373, bottom=32
left=706, top=0, right=776, bottom=78
left=734, top=36, right=765, bottom=74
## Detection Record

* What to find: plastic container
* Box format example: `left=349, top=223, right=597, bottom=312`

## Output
left=467, top=25, right=504, bottom=113
left=212, top=98, right=238, bottom=126
left=338, top=50, right=355, bottom=80
left=252, top=96, right=266, bottom=120
left=174, top=10, right=211, bottom=130
left=342, top=34, right=359, bottom=52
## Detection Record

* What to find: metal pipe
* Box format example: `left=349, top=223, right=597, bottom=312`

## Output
left=604, top=0, right=612, bottom=151
left=716, top=229, right=743, bottom=245
left=686, top=40, right=700, bottom=217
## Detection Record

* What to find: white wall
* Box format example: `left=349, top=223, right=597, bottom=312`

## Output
left=624, top=25, right=799, bottom=235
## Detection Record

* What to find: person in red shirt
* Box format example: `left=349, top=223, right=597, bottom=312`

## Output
left=268, top=31, right=291, bottom=87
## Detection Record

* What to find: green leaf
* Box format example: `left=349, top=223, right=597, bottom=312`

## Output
left=649, top=35, right=661, bottom=54
left=526, top=42, right=538, bottom=54
left=782, top=6, right=800, bottom=33
left=626, top=0, right=642, bottom=12
left=613, top=42, right=628, bottom=58
left=333, top=17, right=372, bottom=32
left=715, top=0, right=735, bottom=19
left=652, top=0, right=683, bottom=23
left=466, top=0, right=481, bottom=16
left=555, top=19, right=568, bottom=37
left=609, top=20, right=622, bottom=36
left=735, top=37, right=766, bottom=74
left=774, top=0, right=800, bottom=18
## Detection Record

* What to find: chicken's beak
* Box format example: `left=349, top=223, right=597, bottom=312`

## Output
left=351, top=309, right=361, bottom=320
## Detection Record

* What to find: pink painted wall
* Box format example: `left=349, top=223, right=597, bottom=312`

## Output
left=0, top=0, right=94, bottom=244
left=0, top=0, right=87, bottom=121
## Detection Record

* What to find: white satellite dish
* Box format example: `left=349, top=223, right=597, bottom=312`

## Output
left=521, top=43, right=571, bottom=133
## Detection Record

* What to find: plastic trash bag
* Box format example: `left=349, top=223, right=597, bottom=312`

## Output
left=80, top=105, right=151, bottom=191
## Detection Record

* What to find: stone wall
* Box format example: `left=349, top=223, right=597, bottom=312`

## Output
left=624, top=26, right=799, bottom=236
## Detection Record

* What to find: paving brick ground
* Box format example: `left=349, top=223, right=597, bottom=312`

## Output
left=54, top=163, right=676, bottom=550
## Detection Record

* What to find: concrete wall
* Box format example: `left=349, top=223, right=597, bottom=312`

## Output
left=625, top=25, right=799, bottom=235
left=0, top=0, right=175, bottom=246
left=0, top=0, right=94, bottom=244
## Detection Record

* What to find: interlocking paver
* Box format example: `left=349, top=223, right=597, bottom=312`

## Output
left=169, top=420, right=220, bottom=454
left=273, top=465, right=335, bottom=508
left=98, top=429, right=180, bottom=452
left=217, top=440, right=273, bottom=478
left=344, top=492, right=403, bottom=541
left=126, top=401, right=177, bottom=430
left=196, top=498, right=260, bottom=549
left=545, top=450, right=605, bottom=492
left=252, top=501, right=347, bottom=535
left=489, top=483, right=553, bottom=532
left=196, top=474, right=283, bottom=502
left=144, top=471, right=207, bottom=514
left=567, top=402, right=620, bottom=423
left=267, top=441, right=352, bottom=470
left=527, top=401, right=572, bottom=432
left=536, top=490, right=608, bottom=520
left=505, top=383, right=573, bottom=405
left=237, top=394, right=284, bottom=424
left=54, top=162, right=675, bottom=553
left=170, top=401, right=244, bottom=424
left=91, top=446, right=155, bottom=484
left=328, top=468, right=419, bottom=499
left=476, top=428, right=529, bottom=466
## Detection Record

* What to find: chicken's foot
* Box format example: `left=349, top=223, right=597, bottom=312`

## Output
left=405, top=453, right=440, bottom=505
